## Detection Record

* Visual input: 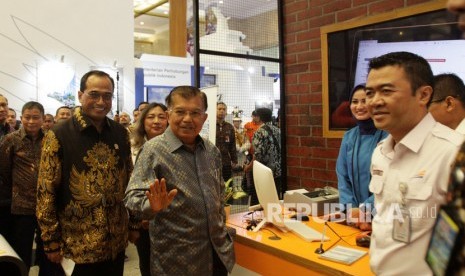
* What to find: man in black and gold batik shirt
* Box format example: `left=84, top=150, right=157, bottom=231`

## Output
left=37, top=70, right=133, bottom=276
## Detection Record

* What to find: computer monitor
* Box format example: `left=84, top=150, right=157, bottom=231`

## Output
left=252, top=161, right=330, bottom=242
left=253, top=161, right=330, bottom=242
left=252, top=160, right=285, bottom=230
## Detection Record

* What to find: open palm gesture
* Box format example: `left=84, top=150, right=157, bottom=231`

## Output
left=145, top=178, right=178, bottom=212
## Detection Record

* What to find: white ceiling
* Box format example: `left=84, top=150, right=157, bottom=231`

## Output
left=133, top=0, right=277, bottom=42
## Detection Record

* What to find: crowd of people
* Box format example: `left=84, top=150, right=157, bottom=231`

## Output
left=0, top=70, right=282, bottom=275
left=1, top=1, right=464, bottom=275
left=333, top=0, right=465, bottom=273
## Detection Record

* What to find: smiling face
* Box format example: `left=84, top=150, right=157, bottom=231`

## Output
left=78, top=74, right=113, bottom=126
left=144, top=106, right=168, bottom=140
left=365, top=65, right=431, bottom=142
left=168, top=94, right=208, bottom=147
left=350, top=89, right=370, bottom=121
left=21, top=107, right=44, bottom=138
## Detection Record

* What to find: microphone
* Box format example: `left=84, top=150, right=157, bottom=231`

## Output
left=315, top=223, right=327, bottom=254
left=263, top=228, right=281, bottom=240
left=314, top=222, right=346, bottom=254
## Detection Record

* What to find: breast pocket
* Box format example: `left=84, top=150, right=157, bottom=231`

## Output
left=404, top=177, right=432, bottom=201
left=369, top=175, right=384, bottom=195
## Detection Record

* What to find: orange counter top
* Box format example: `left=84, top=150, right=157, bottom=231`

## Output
left=227, top=212, right=374, bottom=276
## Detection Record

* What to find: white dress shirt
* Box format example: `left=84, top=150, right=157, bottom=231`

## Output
left=369, top=113, right=463, bottom=275
left=455, top=117, right=465, bottom=135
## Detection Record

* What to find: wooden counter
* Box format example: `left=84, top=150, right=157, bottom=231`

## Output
left=227, top=212, right=374, bottom=276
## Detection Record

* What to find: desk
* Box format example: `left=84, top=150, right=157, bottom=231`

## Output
left=227, top=212, right=374, bottom=276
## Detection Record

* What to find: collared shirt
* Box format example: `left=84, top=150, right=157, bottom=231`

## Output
left=0, top=121, right=13, bottom=142
left=216, top=121, right=238, bottom=173
left=369, top=113, right=463, bottom=275
left=0, top=127, right=44, bottom=213
left=253, top=122, right=282, bottom=178
left=455, top=117, right=465, bottom=135
left=124, top=127, right=235, bottom=275
left=36, top=107, right=133, bottom=264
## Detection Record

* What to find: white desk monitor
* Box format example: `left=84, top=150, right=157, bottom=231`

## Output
left=252, top=160, right=286, bottom=230
left=253, top=160, right=330, bottom=242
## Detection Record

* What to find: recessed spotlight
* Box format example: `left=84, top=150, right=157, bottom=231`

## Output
left=219, top=0, right=223, bottom=3
left=164, top=11, right=168, bottom=14
left=140, top=21, right=145, bottom=25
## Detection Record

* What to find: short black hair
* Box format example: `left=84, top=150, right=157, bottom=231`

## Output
left=55, top=106, right=71, bottom=116
left=138, top=101, right=149, bottom=109
left=80, top=70, right=114, bottom=92
left=432, top=73, right=465, bottom=104
left=256, top=108, right=272, bottom=123
left=22, top=101, right=44, bottom=115
left=368, top=51, right=433, bottom=95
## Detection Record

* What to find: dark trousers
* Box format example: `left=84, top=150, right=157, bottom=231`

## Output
left=212, top=249, right=227, bottom=276
left=135, top=229, right=151, bottom=276
left=222, top=165, right=232, bottom=182
left=72, top=251, right=125, bottom=276
left=36, top=227, right=65, bottom=276
left=0, top=205, right=13, bottom=242
left=10, top=214, right=36, bottom=271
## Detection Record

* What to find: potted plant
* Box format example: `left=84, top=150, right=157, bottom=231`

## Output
left=224, top=178, right=234, bottom=220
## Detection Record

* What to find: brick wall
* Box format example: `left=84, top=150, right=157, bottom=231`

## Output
left=282, top=0, right=433, bottom=190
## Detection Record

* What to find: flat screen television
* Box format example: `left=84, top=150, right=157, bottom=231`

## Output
left=354, top=39, right=465, bottom=87
left=322, top=4, right=464, bottom=136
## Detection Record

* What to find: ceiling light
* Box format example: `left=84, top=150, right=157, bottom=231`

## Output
left=140, top=21, right=145, bottom=25
left=163, top=11, right=168, bottom=15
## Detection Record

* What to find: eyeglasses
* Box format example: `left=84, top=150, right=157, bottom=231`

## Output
left=430, top=95, right=459, bottom=104
left=85, top=92, right=113, bottom=102
left=169, top=109, right=204, bottom=119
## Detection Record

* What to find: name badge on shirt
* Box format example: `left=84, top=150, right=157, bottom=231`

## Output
left=225, top=135, right=230, bottom=143
left=392, top=206, right=411, bottom=244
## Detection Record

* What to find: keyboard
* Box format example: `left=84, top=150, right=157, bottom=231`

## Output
left=284, top=220, right=329, bottom=242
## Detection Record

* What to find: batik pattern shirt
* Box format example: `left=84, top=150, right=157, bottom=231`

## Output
left=0, top=122, right=13, bottom=142
left=253, top=122, right=282, bottom=178
left=36, top=107, right=133, bottom=264
left=0, top=127, right=44, bottom=214
left=124, top=127, right=235, bottom=275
